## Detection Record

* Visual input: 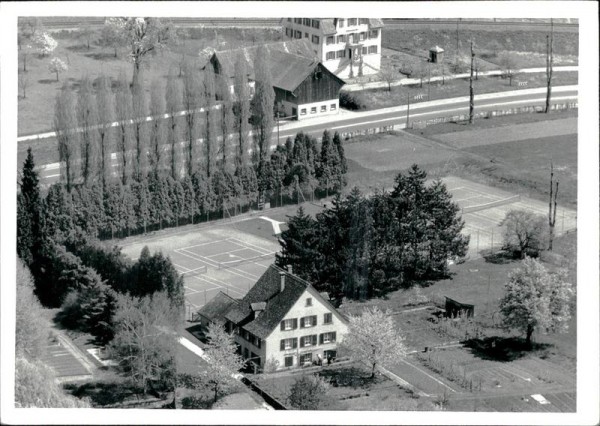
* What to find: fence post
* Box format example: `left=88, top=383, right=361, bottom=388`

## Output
left=490, top=229, right=494, bottom=254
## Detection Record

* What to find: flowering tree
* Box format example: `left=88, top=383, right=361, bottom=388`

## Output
left=101, top=18, right=127, bottom=57
left=339, top=306, right=407, bottom=378
left=48, top=57, right=68, bottom=81
left=33, top=32, right=57, bottom=56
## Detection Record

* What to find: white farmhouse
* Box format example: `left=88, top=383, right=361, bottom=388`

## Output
left=281, top=18, right=384, bottom=79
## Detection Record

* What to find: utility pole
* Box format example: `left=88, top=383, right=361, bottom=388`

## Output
left=548, top=160, right=559, bottom=250
left=406, top=88, right=410, bottom=129
left=455, top=18, right=460, bottom=66
left=545, top=18, right=554, bottom=113
left=469, top=40, right=475, bottom=124
left=276, top=111, right=280, bottom=145
left=427, top=63, right=431, bottom=99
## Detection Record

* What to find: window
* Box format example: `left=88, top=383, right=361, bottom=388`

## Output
left=312, top=19, right=320, bottom=29
left=320, top=332, right=337, bottom=344
left=254, top=336, right=261, bottom=348
left=303, top=18, right=311, bottom=26
left=326, top=51, right=336, bottom=60
left=369, top=29, right=379, bottom=39
left=330, top=103, right=337, bottom=110
left=294, top=18, right=302, bottom=24
left=300, top=108, right=307, bottom=116
left=280, top=337, right=298, bottom=351
left=324, top=313, right=333, bottom=324
left=326, top=36, right=334, bottom=45
left=304, top=32, right=309, bottom=38
left=359, top=32, right=366, bottom=41
left=295, top=30, right=302, bottom=39
left=243, top=330, right=250, bottom=340
left=306, top=298, right=313, bottom=306
left=348, top=18, right=358, bottom=26
left=350, top=33, right=358, bottom=43
left=300, top=353, right=312, bottom=364
left=280, top=318, right=297, bottom=331
left=311, top=107, right=317, bottom=114
left=284, top=356, right=294, bottom=367
left=337, top=35, right=345, bottom=43
left=336, top=50, right=346, bottom=58
left=301, top=315, right=317, bottom=328
left=244, top=348, right=249, bottom=359
left=359, top=18, right=369, bottom=25
left=287, top=18, right=292, bottom=22
left=338, top=19, right=345, bottom=28
left=368, top=45, right=378, bottom=54
left=300, top=335, right=317, bottom=348
left=362, top=46, right=367, bottom=54
left=321, top=105, right=327, bottom=112
left=312, top=35, right=319, bottom=44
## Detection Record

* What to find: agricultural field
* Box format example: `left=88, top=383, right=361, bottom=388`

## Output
left=17, top=22, right=282, bottom=136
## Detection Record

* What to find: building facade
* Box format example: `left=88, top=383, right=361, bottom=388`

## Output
left=196, top=265, right=348, bottom=372
left=282, top=18, right=383, bottom=79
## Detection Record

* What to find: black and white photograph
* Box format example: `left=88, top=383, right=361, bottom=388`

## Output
left=1, top=2, right=598, bottom=425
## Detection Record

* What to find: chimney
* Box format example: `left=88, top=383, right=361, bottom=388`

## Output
left=280, top=271, right=286, bottom=292
left=287, top=265, right=293, bottom=275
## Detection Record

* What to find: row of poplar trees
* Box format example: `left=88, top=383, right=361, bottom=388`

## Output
left=51, top=45, right=347, bottom=239
left=276, top=165, right=470, bottom=304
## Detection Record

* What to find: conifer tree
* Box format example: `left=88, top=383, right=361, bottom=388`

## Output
left=115, top=71, right=133, bottom=185
left=17, top=148, right=44, bottom=265
left=165, top=68, right=182, bottom=180
left=77, top=75, right=99, bottom=185
left=54, top=83, right=79, bottom=192
left=96, top=75, right=115, bottom=188
left=333, top=131, right=347, bottom=174
left=233, top=53, right=250, bottom=174
left=43, top=183, right=74, bottom=242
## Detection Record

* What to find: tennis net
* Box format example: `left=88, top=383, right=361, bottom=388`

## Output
left=180, top=265, right=208, bottom=276
left=217, top=252, right=276, bottom=269
left=462, top=194, right=521, bottom=214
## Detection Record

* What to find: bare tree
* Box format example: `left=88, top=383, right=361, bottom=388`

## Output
left=149, top=78, right=166, bottom=177
left=469, top=41, right=475, bottom=124
left=379, top=66, right=397, bottom=92
left=77, top=75, right=99, bottom=185
left=182, top=60, right=202, bottom=177
left=498, top=52, right=520, bottom=86
left=545, top=19, right=554, bottom=113
left=233, top=53, right=250, bottom=173
left=115, top=70, right=133, bottom=185
left=131, top=71, right=148, bottom=181
left=19, top=70, right=29, bottom=99
left=217, top=74, right=234, bottom=171
left=95, top=75, right=115, bottom=187
left=165, top=68, right=182, bottom=180
left=548, top=161, right=559, bottom=250
left=501, top=210, right=547, bottom=259
left=202, top=66, right=217, bottom=178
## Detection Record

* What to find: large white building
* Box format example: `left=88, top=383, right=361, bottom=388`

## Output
left=281, top=18, right=383, bottom=79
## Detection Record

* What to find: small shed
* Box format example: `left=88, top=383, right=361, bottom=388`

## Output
left=429, top=46, right=445, bottom=63
left=444, top=296, right=474, bottom=318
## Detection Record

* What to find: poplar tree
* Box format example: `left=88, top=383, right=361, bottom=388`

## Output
left=115, top=71, right=133, bottom=185
left=218, top=74, right=234, bottom=171
left=96, top=75, right=115, bottom=188
left=77, top=75, right=99, bottom=185
left=233, top=53, right=250, bottom=174
left=165, top=68, right=182, bottom=180
left=182, top=60, right=202, bottom=177
left=149, top=78, right=166, bottom=177
left=131, top=71, right=148, bottom=181
left=203, top=66, right=217, bottom=178
left=251, top=45, right=275, bottom=168
left=54, top=83, right=79, bottom=192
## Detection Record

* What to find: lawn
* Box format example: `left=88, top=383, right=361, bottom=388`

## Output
left=17, top=25, right=282, bottom=136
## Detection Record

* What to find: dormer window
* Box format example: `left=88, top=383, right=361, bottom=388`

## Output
left=306, top=298, right=313, bottom=307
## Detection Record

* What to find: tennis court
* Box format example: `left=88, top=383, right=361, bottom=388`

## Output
left=443, top=177, right=577, bottom=258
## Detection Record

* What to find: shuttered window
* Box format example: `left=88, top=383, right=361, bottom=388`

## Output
left=369, top=29, right=379, bottom=38
left=348, top=18, right=358, bottom=26
left=285, top=356, right=294, bottom=367
left=320, top=331, right=337, bottom=344
left=326, top=51, right=335, bottom=60
left=368, top=45, right=378, bottom=54
left=300, top=315, right=317, bottom=328
left=281, top=318, right=297, bottom=331
left=336, top=50, right=346, bottom=58
left=311, top=35, right=319, bottom=45
left=326, top=36, right=334, bottom=45
left=300, top=335, right=318, bottom=348
left=312, top=19, right=320, bottom=29
left=359, top=18, right=369, bottom=25
left=324, top=313, right=333, bottom=324
left=300, top=353, right=312, bottom=364
left=337, top=35, right=345, bottom=43
left=338, top=19, right=345, bottom=28
left=280, top=337, right=298, bottom=351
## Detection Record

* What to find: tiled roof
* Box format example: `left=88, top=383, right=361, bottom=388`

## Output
left=196, top=291, right=239, bottom=323
left=224, top=264, right=311, bottom=339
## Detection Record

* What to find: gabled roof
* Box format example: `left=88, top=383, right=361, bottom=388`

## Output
left=224, top=265, right=309, bottom=338
left=196, top=291, right=239, bottom=324
left=314, top=18, right=385, bottom=34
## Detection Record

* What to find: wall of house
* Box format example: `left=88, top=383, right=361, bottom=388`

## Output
left=263, top=288, right=348, bottom=370
left=233, top=328, right=266, bottom=373
left=294, top=99, right=340, bottom=121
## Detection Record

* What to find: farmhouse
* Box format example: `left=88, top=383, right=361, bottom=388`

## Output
left=204, top=39, right=346, bottom=120
left=282, top=18, right=383, bottom=79
left=196, top=264, right=348, bottom=372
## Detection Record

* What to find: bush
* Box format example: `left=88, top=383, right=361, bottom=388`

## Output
left=339, top=91, right=367, bottom=111
left=288, top=374, right=330, bottom=410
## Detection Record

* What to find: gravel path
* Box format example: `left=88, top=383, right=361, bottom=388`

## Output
left=434, top=118, right=577, bottom=148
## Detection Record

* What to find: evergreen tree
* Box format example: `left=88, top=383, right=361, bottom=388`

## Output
left=233, top=52, right=250, bottom=174
left=80, top=280, right=116, bottom=345
left=44, top=183, right=75, bottom=242
left=318, top=130, right=337, bottom=195
left=17, top=148, right=44, bottom=265
left=132, top=247, right=185, bottom=309
left=77, top=75, right=99, bottom=185
left=96, top=75, right=115, bottom=188
left=165, top=68, right=182, bottom=180
left=54, top=83, right=79, bottom=192
left=115, top=70, right=133, bottom=185
left=333, top=131, right=347, bottom=174
left=149, top=78, right=166, bottom=178
left=275, top=207, right=320, bottom=282
left=132, top=179, right=151, bottom=234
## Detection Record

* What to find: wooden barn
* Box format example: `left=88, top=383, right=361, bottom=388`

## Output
left=205, top=40, right=345, bottom=121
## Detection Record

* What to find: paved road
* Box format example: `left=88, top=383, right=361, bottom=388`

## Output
left=30, top=86, right=578, bottom=186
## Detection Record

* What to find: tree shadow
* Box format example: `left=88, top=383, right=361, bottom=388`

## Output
left=463, top=336, right=552, bottom=362
left=66, top=44, right=89, bottom=53
left=483, top=251, right=517, bottom=265
left=319, top=366, right=383, bottom=390
left=84, top=52, right=120, bottom=61
left=185, top=324, right=208, bottom=344
left=38, top=79, right=58, bottom=84
left=63, top=380, right=145, bottom=407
